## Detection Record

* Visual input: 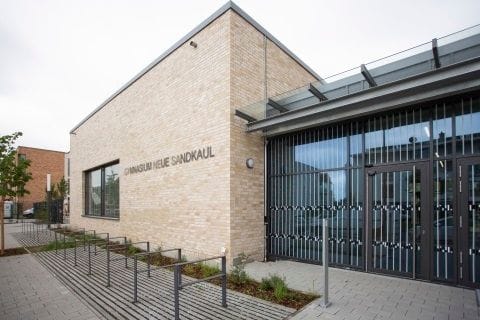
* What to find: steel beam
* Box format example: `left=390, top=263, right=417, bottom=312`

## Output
left=267, top=99, right=289, bottom=113
left=308, top=84, right=328, bottom=101
left=234, top=109, right=257, bottom=122
left=361, top=64, right=377, bottom=87
left=246, top=57, right=480, bottom=134
left=432, top=38, right=441, bottom=69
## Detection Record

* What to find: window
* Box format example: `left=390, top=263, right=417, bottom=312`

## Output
left=18, top=154, right=26, bottom=161
left=85, top=162, right=119, bottom=218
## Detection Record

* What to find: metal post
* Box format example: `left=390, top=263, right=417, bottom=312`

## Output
left=147, top=242, right=151, bottom=278
left=133, top=255, right=138, bottom=303
left=221, top=256, right=227, bottom=307
left=412, top=166, right=416, bottom=280
left=174, top=265, right=180, bottom=320
left=125, top=237, right=128, bottom=268
left=83, top=230, right=86, bottom=251
left=63, top=233, right=66, bottom=260
left=107, top=246, right=110, bottom=287
left=88, top=241, right=92, bottom=276
left=55, top=231, right=58, bottom=254
left=74, top=238, right=77, bottom=266
left=178, top=248, right=182, bottom=262
left=321, top=218, right=330, bottom=308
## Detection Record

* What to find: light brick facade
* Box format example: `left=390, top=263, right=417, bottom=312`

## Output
left=16, top=146, right=65, bottom=211
left=69, top=6, right=317, bottom=265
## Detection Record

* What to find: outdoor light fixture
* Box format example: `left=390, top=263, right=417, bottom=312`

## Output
left=189, top=41, right=197, bottom=48
left=246, top=158, right=254, bottom=169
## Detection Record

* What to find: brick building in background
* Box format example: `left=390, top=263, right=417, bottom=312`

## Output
left=16, top=146, right=65, bottom=211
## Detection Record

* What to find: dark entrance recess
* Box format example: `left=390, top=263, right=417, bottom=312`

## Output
left=266, top=92, right=480, bottom=288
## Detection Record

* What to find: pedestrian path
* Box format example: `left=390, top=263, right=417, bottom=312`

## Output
left=0, top=253, right=101, bottom=320
left=245, top=260, right=480, bottom=320
left=10, top=228, right=295, bottom=319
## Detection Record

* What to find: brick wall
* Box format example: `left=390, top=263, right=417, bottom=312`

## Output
left=70, top=12, right=232, bottom=262
left=16, top=146, right=65, bottom=211
left=229, top=12, right=317, bottom=262
left=69, top=8, right=318, bottom=265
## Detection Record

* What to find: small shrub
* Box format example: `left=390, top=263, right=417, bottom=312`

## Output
left=273, top=278, right=288, bottom=300
left=200, top=263, right=220, bottom=278
left=259, top=277, right=273, bottom=291
left=230, top=252, right=249, bottom=285
left=259, top=274, right=289, bottom=301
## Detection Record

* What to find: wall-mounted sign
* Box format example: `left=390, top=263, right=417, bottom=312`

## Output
left=124, top=146, right=215, bottom=175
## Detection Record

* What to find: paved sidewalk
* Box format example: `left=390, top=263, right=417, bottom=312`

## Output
left=3, top=221, right=23, bottom=249
left=0, top=223, right=101, bottom=320
left=245, top=261, right=480, bottom=320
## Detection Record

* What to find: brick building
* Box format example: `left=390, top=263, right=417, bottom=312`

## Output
left=16, top=146, right=65, bottom=211
left=69, top=1, right=480, bottom=288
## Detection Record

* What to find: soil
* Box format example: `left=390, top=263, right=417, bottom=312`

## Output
left=33, top=235, right=318, bottom=310
left=0, top=247, right=29, bottom=256
left=146, top=254, right=317, bottom=309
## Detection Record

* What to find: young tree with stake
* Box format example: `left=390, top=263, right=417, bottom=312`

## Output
left=0, top=132, right=32, bottom=254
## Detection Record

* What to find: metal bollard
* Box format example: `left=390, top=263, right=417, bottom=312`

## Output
left=221, top=256, right=227, bottom=307
left=74, top=238, right=77, bottom=266
left=88, top=241, right=92, bottom=276
left=321, top=218, right=330, bottom=308
left=174, top=265, right=180, bottom=320
left=178, top=248, right=182, bottom=262
left=147, top=242, right=151, bottom=278
left=133, top=255, right=138, bottom=303
left=63, top=233, right=67, bottom=260
left=125, top=237, right=128, bottom=268
left=107, top=246, right=110, bottom=287
left=55, top=231, right=58, bottom=254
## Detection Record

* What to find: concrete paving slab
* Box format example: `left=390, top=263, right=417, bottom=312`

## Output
left=245, top=260, right=480, bottom=320
left=0, top=253, right=101, bottom=320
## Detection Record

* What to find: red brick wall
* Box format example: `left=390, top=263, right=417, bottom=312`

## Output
left=16, top=146, right=65, bottom=210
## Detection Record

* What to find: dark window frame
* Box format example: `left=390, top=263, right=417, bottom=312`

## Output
left=84, top=160, right=120, bottom=218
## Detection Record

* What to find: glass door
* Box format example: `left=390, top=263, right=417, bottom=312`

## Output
left=366, top=163, right=428, bottom=279
left=458, top=157, right=480, bottom=288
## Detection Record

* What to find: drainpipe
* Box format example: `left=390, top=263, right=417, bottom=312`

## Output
left=264, top=138, right=268, bottom=262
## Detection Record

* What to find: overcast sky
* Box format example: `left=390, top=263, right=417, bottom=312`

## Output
left=1, top=0, right=479, bottom=151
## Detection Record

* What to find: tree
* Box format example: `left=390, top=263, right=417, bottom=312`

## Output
left=0, top=132, right=32, bottom=254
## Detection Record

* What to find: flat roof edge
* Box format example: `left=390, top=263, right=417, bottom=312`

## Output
left=17, top=146, right=66, bottom=154
left=70, top=1, right=321, bottom=134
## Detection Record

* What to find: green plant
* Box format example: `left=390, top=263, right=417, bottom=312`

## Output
left=0, top=132, right=32, bottom=254
left=274, top=281, right=288, bottom=300
left=42, top=239, right=77, bottom=251
left=199, top=263, right=220, bottom=278
left=259, top=274, right=289, bottom=300
left=230, top=252, right=249, bottom=285
left=259, top=277, right=273, bottom=291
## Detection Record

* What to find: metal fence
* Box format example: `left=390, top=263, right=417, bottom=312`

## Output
left=33, top=199, right=64, bottom=224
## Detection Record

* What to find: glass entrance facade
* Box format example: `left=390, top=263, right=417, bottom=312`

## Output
left=266, top=92, right=480, bottom=287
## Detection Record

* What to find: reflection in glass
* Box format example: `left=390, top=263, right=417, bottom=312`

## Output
left=467, top=164, right=480, bottom=283
left=433, top=103, right=453, bottom=157
left=433, top=160, right=454, bottom=281
left=371, top=170, right=419, bottom=274
left=456, top=97, right=480, bottom=155
left=104, top=164, right=120, bottom=218
left=365, top=108, right=429, bottom=164
left=86, top=169, right=101, bottom=216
